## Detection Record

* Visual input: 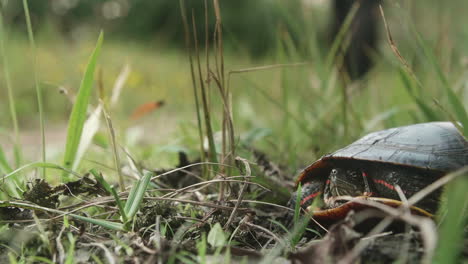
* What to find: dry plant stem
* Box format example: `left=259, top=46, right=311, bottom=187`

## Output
left=212, top=0, right=236, bottom=198
left=179, top=0, right=206, bottom=177
left=56, top=224, right=66, bottom=264
left=379, top=5, right=423, bottom=88
left=224, top=157, right=251, bottom=229
left=204, top=0, right=210, bottom=82
left=150, top=161, right=230, bottom=181
left=212, top=0, right=224, bottom=89
left=101, top=102, right=125, bottom=191
left=192, top=13, right=218, bottom=175
left=161, top=178, right=266, bottom=199
left=209, top=71, right=235, bottom=162
left=110, top=64, right=130, bottom=107
left=360, top=231, right=393, bottom=241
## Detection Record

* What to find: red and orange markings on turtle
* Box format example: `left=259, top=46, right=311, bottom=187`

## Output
left=294, top=122, right=468, bottom=218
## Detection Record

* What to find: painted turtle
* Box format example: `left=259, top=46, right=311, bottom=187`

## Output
left=294, top=122, right=468, bottom=217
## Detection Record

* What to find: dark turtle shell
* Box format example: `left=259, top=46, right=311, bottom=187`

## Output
left=297, top=122, right=468, bottom=184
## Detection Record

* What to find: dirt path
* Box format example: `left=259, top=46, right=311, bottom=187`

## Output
left=1, top=114, right=180, bottom=164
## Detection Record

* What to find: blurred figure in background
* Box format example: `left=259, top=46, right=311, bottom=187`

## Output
left=332, top=0, right=381, bottom=80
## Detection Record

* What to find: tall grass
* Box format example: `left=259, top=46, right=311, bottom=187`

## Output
left=22, top=0, right=45, bottom=176
left=180, top=0, right=236, bottom=200
left=0, top=9, right=21, bottom=169
left=62, top=32, right=103, bottom=180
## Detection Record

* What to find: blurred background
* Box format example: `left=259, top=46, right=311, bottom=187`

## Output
left=0, top=0, right=467, bottom=174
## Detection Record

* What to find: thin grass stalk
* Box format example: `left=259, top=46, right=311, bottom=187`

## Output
left=22, top=0, right=46, bottom=176
left=379, top=6, right=423, bottom=89
left=341, top=82, right=348, bottom=139
left=179, top=0, right=206, bottom=178
left=212, top=0, right=224, bottom=87
left=211, top=0, right=227, bottom=170
left=192, top=13, right=218, bottom=171
left=204, top=0, right=210, bottom=84
left=0, top=10, right=22, bottom=168
left=97, top=69, right=124, bottom=191
left=212, top=0, right=235, bottom=179
left=322, top=2, right=359, bottom=91
left=89, top=169, right=127, bottom=223
left=407, top=14, right=468, bottom=133
left=234, top=74, right=314, bottom=136
left=334, top=32, right=354, bottom=140
left=102, top=103, right=124, bottom=192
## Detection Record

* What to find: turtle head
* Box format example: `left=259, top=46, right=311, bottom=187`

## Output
left=327, top=168, right=366, bottom=197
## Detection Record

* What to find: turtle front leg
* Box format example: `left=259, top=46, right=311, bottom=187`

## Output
left=361, top=171, right=374, bottom=197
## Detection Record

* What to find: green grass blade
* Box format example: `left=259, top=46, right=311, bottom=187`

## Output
left=410, top=24, right=468, bottom=133
left=0, top=10, right=22, bottom=168
left=89, top=169, right=127, bottom=222
left=27, top=257, right=54, bottom=264
left=124, top=177, right=141, bottom=214
left=399, top=69, right=441, bottom=121
left=0, top=200, right=124, bottom=231
left=0, top=146, right=12, bottom=174
left=293, top=183, right=302, bottom=226
left=0, top=146, right=21, bottom=198
left=125, top=172, right=152, bottom=219
left=62, top=31, right=104, bottom=177
left=22, top=0, right=45, bottom=176
left=70, top=213, right=124, bottom=231
left=434, top=168, right=468, bottom=263
left=1, top=162, right=82, bottom=181
left=65, top=233, right=76, bottom=264
left=324, top=3, right=358, bottom=69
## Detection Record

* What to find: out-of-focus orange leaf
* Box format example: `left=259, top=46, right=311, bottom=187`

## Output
left=130, top=100, right=165, bottom=121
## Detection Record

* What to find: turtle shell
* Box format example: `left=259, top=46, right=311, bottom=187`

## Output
left=297, top=122, right=468, bottom=184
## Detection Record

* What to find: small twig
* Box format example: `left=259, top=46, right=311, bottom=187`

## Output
left=360, top=231, right=393, bottom=241
left=243, top=221, right=284, bottom=246
left=56, top=224, right=66, bottom=264
left=224, top=157, right=251, bottom=229
left=161, top=177, right=267, bottom=199
left=228, top=199, right=294, bottom=212
left=101, top=101, right=124, bottom=191
left=150, top=161, right=233, bottom=181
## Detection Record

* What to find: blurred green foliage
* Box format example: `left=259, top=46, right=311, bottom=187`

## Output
left=1, top=0, right=306, bottom=56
